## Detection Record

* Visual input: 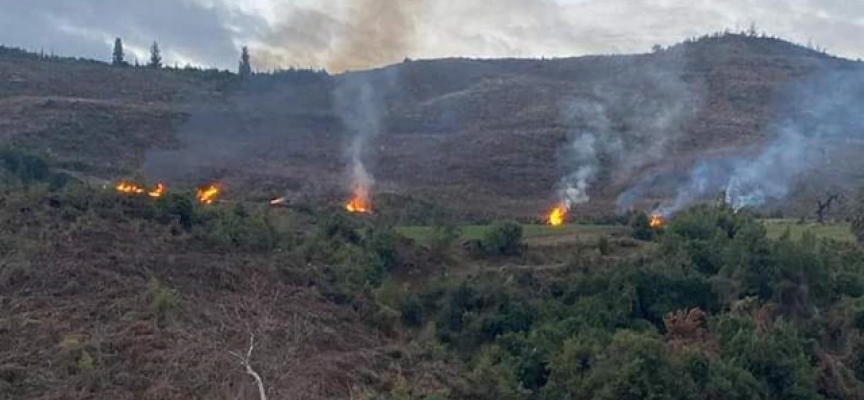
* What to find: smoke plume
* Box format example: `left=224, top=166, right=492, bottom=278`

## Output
left=334, top=71, right=395, bottom=205
left=558, top=63, right=699, bottom=209
left=326, top=0, right=421, bottom=73
left=627, top=68, right=864, bottom=217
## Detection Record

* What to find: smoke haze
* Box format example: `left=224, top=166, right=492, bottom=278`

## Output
left=622, top=68, right=864, bottom=217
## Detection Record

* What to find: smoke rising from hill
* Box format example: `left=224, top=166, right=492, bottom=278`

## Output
left=622, top=68, right=864, bottom=217
left=558, top=63, right=700, bottom=208
left=333, top=70, right=397, bottom=202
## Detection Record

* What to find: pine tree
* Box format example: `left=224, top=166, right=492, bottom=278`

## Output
left=112, top=38, right=126, bottom=66
left=238, top=46, right=252, bottom=78
left=149, top=41, right=162, bottom=69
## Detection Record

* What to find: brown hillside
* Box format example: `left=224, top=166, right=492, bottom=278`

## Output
left=1, top=34, right=861, bottom=219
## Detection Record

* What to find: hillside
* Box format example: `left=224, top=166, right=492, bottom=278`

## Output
left=1, top=34, right=862, bottom=219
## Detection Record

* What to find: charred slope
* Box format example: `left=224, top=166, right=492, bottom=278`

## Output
left=0, top=34, right=860, bottom=218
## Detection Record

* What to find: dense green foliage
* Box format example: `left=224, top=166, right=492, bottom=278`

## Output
left=482, top=220, right=524, bottom=255
left=0, top=147, right=71, bottom=190
left=409, top=205, right=864, bottom=399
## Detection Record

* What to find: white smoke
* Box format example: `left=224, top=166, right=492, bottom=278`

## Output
left=333, top=70, right=396, bottom=199
left=631, top=69, right=864, bottom=217
left=558, top=64, right=697, bottom=209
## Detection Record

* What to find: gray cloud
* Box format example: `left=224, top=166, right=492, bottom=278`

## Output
left=2, top=0, right=863, bottom=71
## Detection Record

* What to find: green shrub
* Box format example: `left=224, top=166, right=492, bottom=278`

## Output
left=0, top=147, right=71, bottom=190
left=195, top=205, right=280, bottom=252
left=482, top=221, right=523, bottom=256
left=430, top=222, right=461, bottom=258
left=148, top=277, right=178, bottom=326
left=597, top=237, right=611, bottom=256
left=629, top=212, right=655, bottom=241
left=401, top=294, right=424, bottom=327
left=853, top=216, right=864, bottom=244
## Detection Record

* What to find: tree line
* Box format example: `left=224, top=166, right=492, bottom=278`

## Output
left=111, top=37, right=252, bottom=78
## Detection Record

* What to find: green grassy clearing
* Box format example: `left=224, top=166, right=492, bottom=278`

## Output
left=396, top=224, right=619, bottom=245
left=762, top=219, right=855, bottom=242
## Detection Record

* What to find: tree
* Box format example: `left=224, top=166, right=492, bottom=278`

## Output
left=482, top=220, right=523, bottom=256
left=148, top=41, right=162, bottom=69
left=112, top=38, right=126, bottom=66
left=239, top=46, right=252, bottom=77
left=815, top=192, right=841, bottom=224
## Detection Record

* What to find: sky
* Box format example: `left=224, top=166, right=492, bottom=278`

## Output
left=2, top=0, right=863, bottom=72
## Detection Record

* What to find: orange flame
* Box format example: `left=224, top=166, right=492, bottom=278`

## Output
left=115, top=181, right=145, bottom=195
left=196, top=184, right=221, bottom=205
left=345, top=186, right=372, bottom=214
left=147, top=182, right=166, bottom=198
left=547, top=203, right=567, bottom=227
left=270, top=197, right=287, bottom=206
left=650, top=214, right=666, bottom=229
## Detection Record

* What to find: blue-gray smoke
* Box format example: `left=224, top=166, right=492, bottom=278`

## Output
left=620, top=68, right=864, bottom=217
left=558, top=64, right=699, bottom=208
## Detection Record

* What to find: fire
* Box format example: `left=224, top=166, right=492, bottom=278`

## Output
left=345, top=186, right=372, bottom=214
left=196, top=184, right=221, bottom=205
left=147, top=182, right=166, bottom=198
left=270, top=197, right=287, bottom=206
left=649, top=214, right=666, bottom=229
left=547, top=203, right=567, bottom=227
left=115, top=181, right=145, bottom=195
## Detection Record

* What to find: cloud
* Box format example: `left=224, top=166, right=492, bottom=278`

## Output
left=2, top=0, right=863, bottom=71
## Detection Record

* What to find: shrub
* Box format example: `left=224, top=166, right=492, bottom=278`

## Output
left=597, top=237, right=611, bottom=256
left=430, top=222, right=461, bottom=258
left=629, top=212, right=655, bottom=241
left=195, top=205, right=280, bottom=252
left=853, top=216, right=864, bottom=244
left=402, top=294, right=424, bottom=327
left=482, top=221, right=523, bottom=256
left=148, top=277, right=178, bottom=327
left=0, top=147, right=71, bottom=190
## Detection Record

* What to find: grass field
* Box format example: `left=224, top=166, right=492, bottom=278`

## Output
left=396, top=224, right=620, bottom=245
left=398, top=220, right=858, bottom=246
left=762, top=219, right=855, bottom=242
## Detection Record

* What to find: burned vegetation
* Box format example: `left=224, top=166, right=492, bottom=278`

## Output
left=3, top=32, right=864, bottom=400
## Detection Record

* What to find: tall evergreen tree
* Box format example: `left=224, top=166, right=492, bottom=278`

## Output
left=149, top=41, right=162, bottom=69
left=238, top=46, right=252, bottom=77
left=112, top=38, right=125, bottom=66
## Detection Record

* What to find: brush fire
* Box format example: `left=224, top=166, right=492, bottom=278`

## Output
left=547, top=203, right=568, bottom=226
left=147, top=182, right=166, bottom=198
left=196, top=184, right=221, bottom=205
left=650, top=214, right=666, bottom=229
left=345, top=186, right=372, bottom=214
left=115, top=181, right=145, bottom=195
left=115, top=181, right=165, bottom=199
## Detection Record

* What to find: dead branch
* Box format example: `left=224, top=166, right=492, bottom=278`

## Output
left=230, top=333, right=267, bottom=400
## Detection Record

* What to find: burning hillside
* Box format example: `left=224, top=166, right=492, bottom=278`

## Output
left=115, top=181, right=166, bottom=199
left=547, top=203, right=568, bottom=226
left=346, top=185, right=372, bottom=214
left=196, top=184, right=221, bottom=205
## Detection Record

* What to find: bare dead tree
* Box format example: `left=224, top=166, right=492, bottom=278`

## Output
left=230, top=334, right=268, bottom=400
left=816, top=193, right=842, bottom=224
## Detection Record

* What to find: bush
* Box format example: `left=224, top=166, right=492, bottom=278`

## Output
left=430, top=222, right=461, bottom=258
left=148, top=277, right=178, bottom=327
left=195, top=204, right=280, bottom=252
left=0, top=147, right=71, bottom=190
left=629, top=212, right=655, bottom=241
left=853, top=216, right=864, bottom=244
left=597, top=237, right=611, bottom=256
left=401, top=295, right=424, bottom=327
left=482, top=221, right=523, bottom=256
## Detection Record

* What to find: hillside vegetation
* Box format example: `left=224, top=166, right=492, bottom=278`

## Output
left=1, top=34, right=862, bottom=219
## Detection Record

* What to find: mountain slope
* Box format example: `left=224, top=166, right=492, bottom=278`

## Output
left=0, top=34, right=860, bottom=218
